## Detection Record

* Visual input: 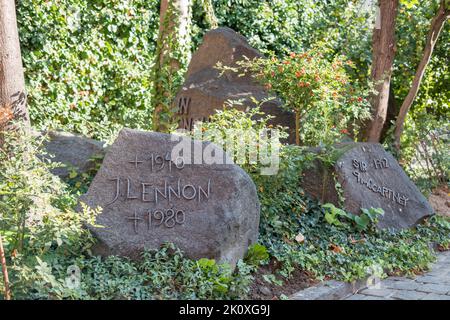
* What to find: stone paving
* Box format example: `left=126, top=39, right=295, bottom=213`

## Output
left=345, top=251, right=450, bottom=300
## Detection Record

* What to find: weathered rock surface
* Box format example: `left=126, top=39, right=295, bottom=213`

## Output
left=80, top=128, right=260, bottom=266
left=174, top=27, right=296, bottom=143
left=42, top=131, right=106, bottom=178
left=302, top=143, right=434, bottom=229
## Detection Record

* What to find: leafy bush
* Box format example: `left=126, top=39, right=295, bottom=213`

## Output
left=194, top=0, right=375, bottom=83
left=259, top=197, right=449, bottom=281
left=191, top=107, right=449, bottom=284
left=6, top=0, right=449, bottom=299
left=223, top=49, right=372, bottom=145
left=249, top=141, right=449, bottom=281
left=0, top=128, right=254, bottom=300
left=0, top=126, right=98, bottom=256
left=1, top=119, right=449, bottom=300
left=186, top=103, right=288, bottom=175
left=76, top=244, right=254, bottom=300
left=18, top=0, right=376, bottom=140
left=0, top=126, right=99, bottom=299
left=186, top=106, right=316, bottom=238
left=323, top=203, right=384, bottom=232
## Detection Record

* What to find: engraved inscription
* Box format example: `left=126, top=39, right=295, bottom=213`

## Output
left=127, top=210, right=142, bottom=234
left=105, top=152, right=211, bottom=233
left=108, top=177, right=211, bottom=205
left=177, top=95, right=212, bottom=130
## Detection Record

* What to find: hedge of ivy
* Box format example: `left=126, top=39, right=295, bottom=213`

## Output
left=18, top=0, right=448, bottom=143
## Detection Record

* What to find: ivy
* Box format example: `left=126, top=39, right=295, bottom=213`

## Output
left=17, top=0, right=160, bottom=140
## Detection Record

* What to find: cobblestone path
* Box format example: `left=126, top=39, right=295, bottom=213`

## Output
left=345, top=251, right=450, bottom=300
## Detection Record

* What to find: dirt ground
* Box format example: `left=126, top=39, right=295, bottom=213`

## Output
left=248, top=259, right=317, bottom=300
left=429, top=185, right=450, bottom=216
left=248, top=186, right=448, bottom=300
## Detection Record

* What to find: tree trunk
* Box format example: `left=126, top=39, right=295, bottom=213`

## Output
left=393, top=1, right=449, bottom=151
left=152, top=0, right=190, bottom=133
left=0, top=235, right=11, bottom=300
left=0, top=0, right=29, bottom=145
left=364, top=0, right=398, bottom=142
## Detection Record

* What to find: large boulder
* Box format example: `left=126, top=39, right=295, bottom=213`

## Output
left=302, top=143, right=434, bottom=229
left=80, top=128, right=260, bottom=267
left=42, top=131, right=106, bottom=178
left=174, top=27, right=296, bottom=143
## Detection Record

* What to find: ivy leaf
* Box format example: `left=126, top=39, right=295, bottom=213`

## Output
left=69, top=170, right=78, bottom=179
left=400, top=0, right=419, bottom=9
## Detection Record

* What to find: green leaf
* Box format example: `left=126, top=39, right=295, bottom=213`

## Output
left=69, top=170, right=78, bottom=179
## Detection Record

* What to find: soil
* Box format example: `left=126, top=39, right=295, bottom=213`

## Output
left=429, top=185, right=450, bottom=216
left=248, top=258, right=318, bottom=300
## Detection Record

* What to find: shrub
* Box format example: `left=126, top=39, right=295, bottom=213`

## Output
left=0, top=127, right=254, bottom=300
left=219, top=48, right=372, bottom=146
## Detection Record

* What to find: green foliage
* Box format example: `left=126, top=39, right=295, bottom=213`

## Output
left=152, top=0, right=192, bottom=133
left=259, top=196, right=449, bottom=281
left=8, top=0, right=450, bottom=299
left=205, top=112, right=449, bottom=282
left=245, top=135, right=447, bottom=281
left=1, top=112, right=449, bottom=300
left=394, top=0, right=449, bottom=112
left=18, top=0, right=448, bottom=158
left=392, top=0, right=449, bottom=180
left=230, top=49, right=372, bottom=145
left=187, top=103, right=288, bottom=171
left=323, top=203, right=349, bottom=227
left=396, top=103, right=449, bottom=193
left=17, top=0, right=160, bottom=140
left=195, top=0, right=374, bottom=83
left=74, top=244, right=254, bottom=300
left=400, top=0, right=420, bottom=9
left=65, top=153, right=105, bottom=195
left=355, top=208, right=385, bottom=232
left=245, top=243, right=269, bottom=266
left=251, top=145, right=316, bottom=239
left=0, top=126, right=98, bottom=256
left=0, top=126, right=99, bottom=299
left=0, top=127, right=254, bottom=300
